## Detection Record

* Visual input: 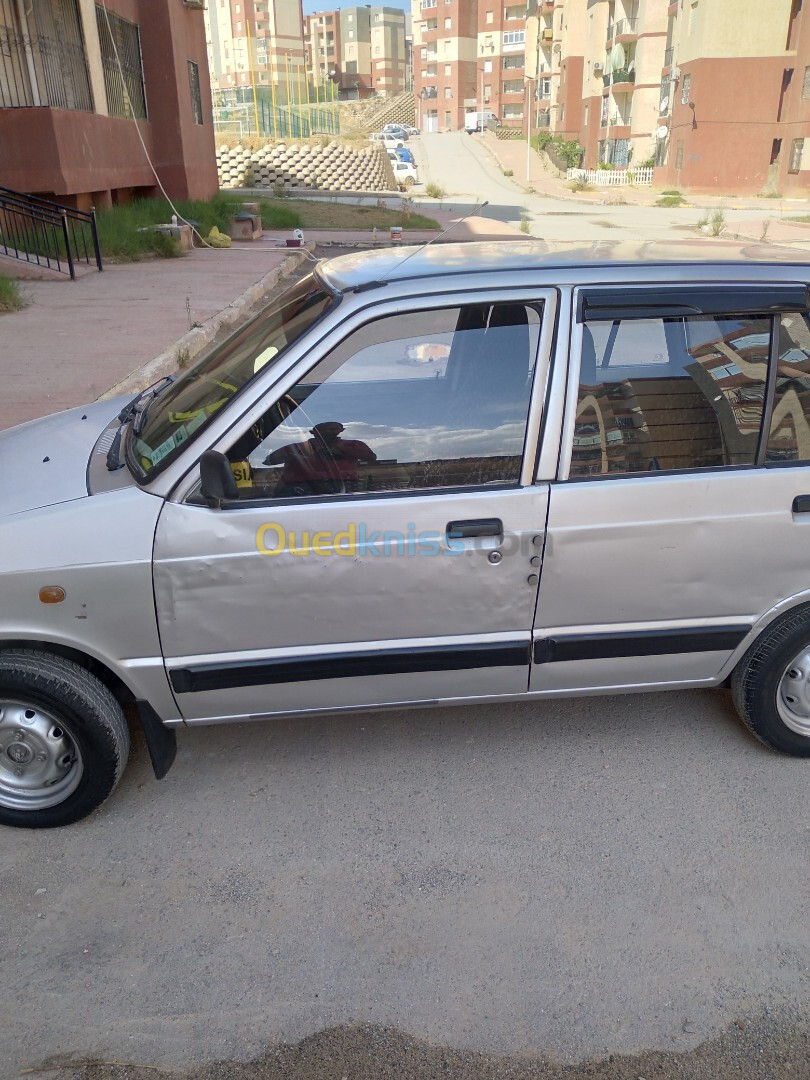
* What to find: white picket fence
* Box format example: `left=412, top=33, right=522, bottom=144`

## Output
left=567, top=166, right=654, bottom=187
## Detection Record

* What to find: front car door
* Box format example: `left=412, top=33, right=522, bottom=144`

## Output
left=154, top=288, right=557, bottom=722
left=531, top=280, right=810, bottom=694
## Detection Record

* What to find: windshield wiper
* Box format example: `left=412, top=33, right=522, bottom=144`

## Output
left=106, top=376, right=174, bottom=471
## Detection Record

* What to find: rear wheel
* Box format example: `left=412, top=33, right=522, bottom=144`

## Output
left=731, top=606, right=810, bottom=757
left=0, top=651, right=129, bottom=828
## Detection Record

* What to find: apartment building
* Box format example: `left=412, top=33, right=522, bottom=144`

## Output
left=655, top=0, right=810, bottom=195
left=412, top=0, right=478, bottom=132
left=370, top=6, right=408, bottom=94
left=206, top=0, right=306, bottom=96
left=478, top=3, right=532, bottom=129
left=304, top=9, right=341, bottom=85
left=0, top=0, right=217, bottom=205
left=578, top=0, right=668, bottom=168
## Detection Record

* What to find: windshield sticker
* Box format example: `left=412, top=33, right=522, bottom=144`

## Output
left=147, top=426, right=189, bottom=466
left=186, top=410, right=208, bottom=435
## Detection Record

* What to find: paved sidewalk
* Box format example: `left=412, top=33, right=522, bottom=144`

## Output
left=0, top=246, right=300, bottom=431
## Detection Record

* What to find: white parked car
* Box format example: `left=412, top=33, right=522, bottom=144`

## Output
left=370, top=131, right=405, bottom=150
left=391, top=159, right=418, bottom=188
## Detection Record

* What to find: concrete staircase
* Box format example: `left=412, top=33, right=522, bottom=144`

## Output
left=364, top=90, right=416, bottom=131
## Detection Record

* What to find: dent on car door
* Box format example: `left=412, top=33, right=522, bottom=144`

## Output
left=154, top=293, right=557, bottom=722
left=532, top=284, right=810, bottom=694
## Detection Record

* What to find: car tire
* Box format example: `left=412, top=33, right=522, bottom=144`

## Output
left=731, top=605, right=810, bottom=757
left=0, top=650, right=130, bottom=828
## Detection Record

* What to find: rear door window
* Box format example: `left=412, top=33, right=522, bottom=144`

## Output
left=571, top=313, right=772, bottom=476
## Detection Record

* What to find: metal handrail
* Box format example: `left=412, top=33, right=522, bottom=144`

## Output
left=0, top=185, right=102, bottom=279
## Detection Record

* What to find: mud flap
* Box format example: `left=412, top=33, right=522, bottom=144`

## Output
left=135, top=700, right=177, bottom=780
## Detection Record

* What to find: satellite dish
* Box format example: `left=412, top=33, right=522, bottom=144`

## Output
left=656, top=125, right=669, bottom=139
left=659, top=95, right=669, bottom=113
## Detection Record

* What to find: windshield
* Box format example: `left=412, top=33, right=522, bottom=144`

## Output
left=129, top=273, right=335, bottom=480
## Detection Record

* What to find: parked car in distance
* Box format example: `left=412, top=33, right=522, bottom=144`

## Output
left=370, top=131, right=405, bottom=149
left=3, top=241, right=810, bottom=828
left=391, top=159, right=418, bottom=188
left=394, top=147, right=415, bottom=165
left=383, top=124, right=410, bottom=140
left=404, top=125, right=420, bottom=136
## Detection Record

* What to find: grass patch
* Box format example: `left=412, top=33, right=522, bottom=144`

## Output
left=656, top=193, right=688, bottom=207
left=503, top=169, right=514, bottom=177
left=519, top=209, right=531, bottom=234
left=569, top=177, right=594, bottom=192
left=0, top=275, right=26, bottom=313
left=661, top=189, right=682, bottom=196
left=425, top=182, right=447, bottom=199
left=96, top=193, right=242, bottom=260
left=273, top=200, right=439, bottom=231
left=95, top=194, right=439, bottom=258
left=787, top=215, right=810, bottom=223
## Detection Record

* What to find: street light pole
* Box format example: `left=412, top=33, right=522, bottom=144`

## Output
left=525, top=76, right=535, bottom=183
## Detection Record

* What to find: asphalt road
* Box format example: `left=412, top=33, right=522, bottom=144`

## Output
left=2, top=143, right=809, bottom=1077
left=410, top=131, right=796, bottom=243
left=2, top=688, right=809, bottom=1077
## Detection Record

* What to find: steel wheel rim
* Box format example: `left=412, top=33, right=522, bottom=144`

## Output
left=0, top=700, right=83, bottom=811
left=776, top=647, right=810, bottom=738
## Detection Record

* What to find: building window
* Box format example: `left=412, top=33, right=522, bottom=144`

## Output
left=689, top=1, right=699, bottom=34
left=503, top=30, right=526, bottom=45
left=584, top=104, right=589, bottom=125
left=445, top=63, right=451, bottom=74
left=95, top=6, right=147, bottom=119
left=790, top=137, right=805, bottom=172
left=503, top=55, right=522, bottom=68
left=486, top=10, right=494, bottom=23
left=681, top=72, right=691, bottom=104
left=0, top=0, right=93, bottom=110
left=444, top=110, right=451, bottom=125
left=484, top=59, right=493, bottom=72
left=803, top=65, right=810, bottom=97
left=675, top=140, right=684, bottom=168
left=502, top=103, right=523, bottom=118
left=444, top=86, right=451, bottom=97
left=188, top=61, right=203, bottom=124
left=503, top=79, right=523, bottom=93
left=444, top=17, right=451, bottom=28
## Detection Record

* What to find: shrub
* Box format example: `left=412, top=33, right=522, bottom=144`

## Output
left=569, top=176, right=594, bottom=192
left=661, top=189, right=682, bottom=196
left=656, top=193, right=687, bottom=207
left=503, top=168, right=514, bottom=177
left=519, top=210, right=531, bottom=234
left=0, top=275, right=26, bottom=313
left=425, top=181, right=446, bottom=199
left=709, top=208, right=726, bottom=236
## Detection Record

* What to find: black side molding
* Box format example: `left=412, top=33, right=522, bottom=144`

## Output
left=171, top=641, right=530, bottom=694
left=534, top=625, right=751, bottom=664
left=135, top=700, right=177, bottom=779
left=577, top=285, right=809, bottom=323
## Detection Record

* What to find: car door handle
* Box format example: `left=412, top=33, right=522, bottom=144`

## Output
left=446, top=518, right=503, bottom=539
left=792, top=495, right=810, bottom=514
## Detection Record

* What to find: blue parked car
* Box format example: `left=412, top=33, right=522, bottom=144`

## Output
left=395, top=147, right=415, bottom=165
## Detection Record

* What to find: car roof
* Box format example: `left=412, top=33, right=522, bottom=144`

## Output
left=318, top=240, right=810, bottom=292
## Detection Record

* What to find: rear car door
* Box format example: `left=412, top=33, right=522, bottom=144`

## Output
left=531, top=282, right=810, bottom=693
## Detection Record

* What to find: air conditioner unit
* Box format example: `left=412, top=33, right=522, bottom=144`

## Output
left=542, top=28, right=553, bottom=40
left=183, top=0, right=206, bottom=8
left=593, top=61, right=603, bottom=72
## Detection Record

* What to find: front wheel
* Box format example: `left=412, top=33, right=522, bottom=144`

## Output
left=732, top=606, right=810, bottom=756
left=0, top=651, right=130, bottom=828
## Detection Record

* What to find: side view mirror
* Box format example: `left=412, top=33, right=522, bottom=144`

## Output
left=199, top=450, right=238, bottom=508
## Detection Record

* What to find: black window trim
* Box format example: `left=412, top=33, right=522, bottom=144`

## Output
left=576, top=284, right=810, bottom=323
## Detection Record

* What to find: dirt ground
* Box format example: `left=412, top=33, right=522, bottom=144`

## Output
left=26, top=1010, right=810, bottom=1080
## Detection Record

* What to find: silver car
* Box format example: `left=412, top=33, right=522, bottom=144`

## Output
left=3, top=241, right=810, bottom=827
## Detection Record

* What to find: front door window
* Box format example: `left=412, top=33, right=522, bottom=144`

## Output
left=224, top=302, right=543, bottom=500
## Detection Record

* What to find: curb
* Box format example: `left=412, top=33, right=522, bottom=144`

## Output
left=101, top=250, right=310, bottom=400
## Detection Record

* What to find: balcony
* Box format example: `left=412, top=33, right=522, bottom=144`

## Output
left=606, top=17, right=638, bottom=43
left=603, top=69, right=636, bottom=91
left=663, top=46, right=674, bottom=68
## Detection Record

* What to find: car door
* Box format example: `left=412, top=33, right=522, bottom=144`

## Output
left=531, top=281, right=810, bottom=694
left=154, top=289, right=556, bottom=722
